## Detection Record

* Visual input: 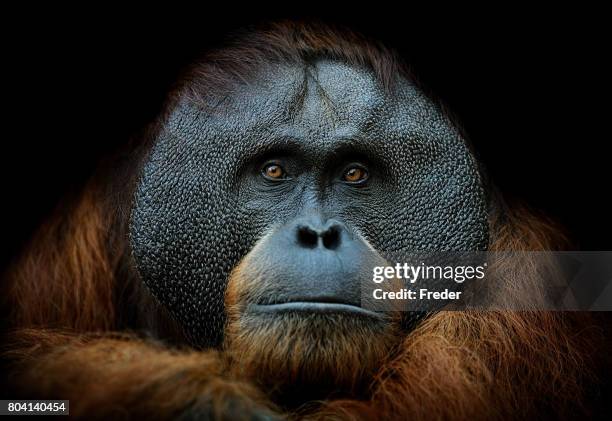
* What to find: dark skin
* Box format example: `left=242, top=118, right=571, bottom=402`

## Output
left=3, top=23, right=605, bottom=420
left=129, top=57, right=488, bottom=410
left=131, top=59, right=488, bottom=349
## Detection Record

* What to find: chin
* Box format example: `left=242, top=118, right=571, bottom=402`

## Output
left=224, top=306, right=401, bottom=402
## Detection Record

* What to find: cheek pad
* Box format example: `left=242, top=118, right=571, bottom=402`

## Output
left=352, top=122, right=489, bottom=256
left=130, top=110, right=262, bottom=347
left=130, top=79, right=489, bottom=347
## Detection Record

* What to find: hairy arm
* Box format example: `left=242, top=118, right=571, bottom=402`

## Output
left=5, top=329, right=279, bottom=420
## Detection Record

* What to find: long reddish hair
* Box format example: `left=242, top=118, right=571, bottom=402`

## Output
left=2, top=21, right=606, bottom=420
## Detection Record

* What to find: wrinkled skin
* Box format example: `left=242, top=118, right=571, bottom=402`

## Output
left=130, top=59, right=488, bottom=347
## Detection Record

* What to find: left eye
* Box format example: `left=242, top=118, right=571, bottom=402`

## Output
left=261, top=163, right=287, bottom=180
left=342, top=166, right=369, bottom=184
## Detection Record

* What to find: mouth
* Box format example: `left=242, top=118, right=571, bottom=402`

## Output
left=249, top=297, right=385, bottom=319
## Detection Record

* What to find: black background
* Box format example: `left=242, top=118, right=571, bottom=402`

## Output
left=2, top=7, right=610, bottom=269
left=1, top=6, right=611, bottom=415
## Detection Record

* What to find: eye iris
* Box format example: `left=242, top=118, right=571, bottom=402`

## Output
left=265, top=164, right=283, bottom=179
left=344, top=167, right=366, bottom=182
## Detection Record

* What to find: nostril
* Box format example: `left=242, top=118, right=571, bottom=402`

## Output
left=297, top=226, right=319, bottom=248
left=322, top=226, right=341, bottom=250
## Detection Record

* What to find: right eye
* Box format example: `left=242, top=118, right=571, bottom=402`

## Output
left=261, top=162, right=287, bottom=180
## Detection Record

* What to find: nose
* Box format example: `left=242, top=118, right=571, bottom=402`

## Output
left=295, top=218, right=343, bottom=250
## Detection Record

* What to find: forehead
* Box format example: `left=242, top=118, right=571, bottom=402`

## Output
left=165, top=60, right=454, bottom=152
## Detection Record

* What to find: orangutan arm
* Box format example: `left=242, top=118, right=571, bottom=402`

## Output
left=5, top=328, right=280, bottom=420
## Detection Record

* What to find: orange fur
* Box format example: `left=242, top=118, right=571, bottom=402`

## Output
left=225, top=258, right=402, bottom=399
left=5, top=329, right=276, bottom=420
left=2, top=146, right=605, bottom=421
left=5, top=185, right=119, bottom=331
left=1, top=22, right=607, bottom=420
left=223, top=203, right=602, bottom=420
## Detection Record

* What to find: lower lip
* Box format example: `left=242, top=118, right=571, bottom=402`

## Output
left=249, top=302, right=385, bottom=319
